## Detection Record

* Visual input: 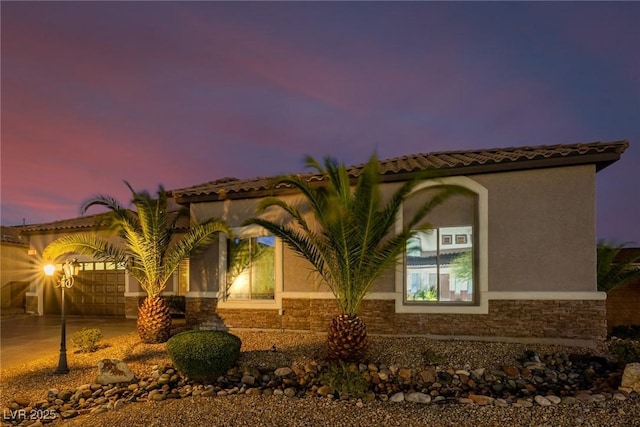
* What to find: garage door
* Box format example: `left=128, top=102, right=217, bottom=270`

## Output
left=44, top=261, right=126, bottom=316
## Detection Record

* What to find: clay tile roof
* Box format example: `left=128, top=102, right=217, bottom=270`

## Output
left=170, top=140, right=628, bottom=203
left=0, top=226, right=28, bottom=245
left=19, top=209, right=191, bottom=233
left=19, top=213, right=114, bottom=233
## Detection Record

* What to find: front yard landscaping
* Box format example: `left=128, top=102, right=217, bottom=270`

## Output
left=1, top=329, right=639, bottom=427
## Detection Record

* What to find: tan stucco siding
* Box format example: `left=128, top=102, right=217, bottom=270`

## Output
left=189, top=236, right=221, bottom=293
left=191, top=190, right=405, bottom=294
left=190, top=165, right=597, bottom=295
left=473, top=165, right=596, bottom=292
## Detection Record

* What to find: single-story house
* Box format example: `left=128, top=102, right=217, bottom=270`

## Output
left=171, top=140, right=628, bottom=345
left=15, top=140, right=629, bottom=346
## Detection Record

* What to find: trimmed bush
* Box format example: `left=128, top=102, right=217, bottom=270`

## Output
left=71, top=328, right=103, bottom=352
left=166, top=330, right=242, bottom=382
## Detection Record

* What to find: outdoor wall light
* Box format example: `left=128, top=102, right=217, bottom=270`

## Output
left=44, top=259, right=79, bottom=374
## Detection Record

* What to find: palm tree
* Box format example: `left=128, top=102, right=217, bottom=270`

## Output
left=597, top=240, right=640, bottom=293
left=43, top=182, right=230, bottom=343
left=246, top=154, right=467, bottom=362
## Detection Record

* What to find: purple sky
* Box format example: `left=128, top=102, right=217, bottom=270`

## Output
left=2, top=2, right=639, bottom=243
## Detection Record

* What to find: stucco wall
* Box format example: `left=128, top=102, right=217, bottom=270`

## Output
left=190, top=165, right=597, bottom=296
left=473, top=165, right=596, bottom=292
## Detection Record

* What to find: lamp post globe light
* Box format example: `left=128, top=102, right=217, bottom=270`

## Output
left=44, top=259, right=79, bottom=374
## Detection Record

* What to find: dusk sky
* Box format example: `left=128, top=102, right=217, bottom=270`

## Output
left=2, top=2, right=639, bottom=243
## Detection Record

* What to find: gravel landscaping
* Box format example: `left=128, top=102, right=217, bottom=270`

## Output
left=1, top=329, right=639, bottom=426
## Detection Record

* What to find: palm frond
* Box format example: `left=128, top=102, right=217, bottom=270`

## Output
left=42, top=233, right=128, bottom=264
left=43, top=183, right=229, bottom=298
left=245, top=153, right=467, bottom=315
left=597, top=240, right=640, bottom=292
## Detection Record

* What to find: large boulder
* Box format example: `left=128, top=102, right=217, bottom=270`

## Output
left=620, top=363, right=640, bottom=393
left=95, top=359, right=135, bottom=385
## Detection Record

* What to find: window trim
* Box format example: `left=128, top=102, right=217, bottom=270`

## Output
left=217, top=226, right=283, bottom=310
left=395, top=176, right=489, bottom=314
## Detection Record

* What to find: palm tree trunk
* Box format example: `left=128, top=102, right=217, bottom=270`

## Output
left=326, top=313, right=368, bottom=363
left=137, top=295, right=172, bottom=343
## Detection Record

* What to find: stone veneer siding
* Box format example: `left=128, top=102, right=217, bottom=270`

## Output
left=125, top=296, right=147, bottom=319
left=185, top=298, right=607, bottom=342
left=186, top=297, right=219, bottom=326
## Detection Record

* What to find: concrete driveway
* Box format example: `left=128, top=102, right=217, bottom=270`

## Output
left=0, top=315, right=136, bottom=369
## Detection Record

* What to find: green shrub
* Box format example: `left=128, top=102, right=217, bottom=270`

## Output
left=319, top=361, right=370, bottom=398
left=609, top=339, right=640, bottom=364
left=610, top=325, right=640, bottom=340
left=71, top=328, right=103, bottom=352
left=166, top=330, right=242, bottom=382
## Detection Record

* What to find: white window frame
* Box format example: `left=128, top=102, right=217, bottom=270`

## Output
left=217, top=225, right=283, bottom=310
left=395, top=176, right=489, bottom=314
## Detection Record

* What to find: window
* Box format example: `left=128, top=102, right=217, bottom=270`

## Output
left=402, top=185, right=477, bottom=305
left=226, top=236, right=275, bottom=300
left=405, top=227, right=474, bottom=303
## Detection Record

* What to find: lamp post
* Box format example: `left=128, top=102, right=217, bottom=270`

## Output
left=44, top=259, right=79, bottom=374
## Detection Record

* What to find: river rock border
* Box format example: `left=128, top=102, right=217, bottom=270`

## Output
left=3, top=351, right=637, bottom=425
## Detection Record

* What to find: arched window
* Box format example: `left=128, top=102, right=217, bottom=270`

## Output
left=403, top=185, right=478, bottom=305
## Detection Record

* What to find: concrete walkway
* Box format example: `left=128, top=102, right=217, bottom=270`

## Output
left=0, top=315, right=137, bottom=369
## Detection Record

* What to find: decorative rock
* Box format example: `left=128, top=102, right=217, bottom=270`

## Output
left=390, top=392, right=405, bottom=402
left=241, top=375, right=255, bottom=385
left=316, top=385, right=333, bottom=396
left=284, top=387, right=297, bottom=397
left=546, top=395, right=562, bottom=405
left=503, top=366, right=520, bottom=377
left=575, top=393, right=595, bottom=403
left=613, top=393, right=627, bottom=401
left=515, top=399, right=533, bottom=407
left=534, top=395, right=552, bottom=406
left=468, top=394, right=494, bottom=406
left=398, top=368, right=412, bottom=380
left=95, top=359, right=135, bottom=385
left=620, top=363, right=640, bottom=393
left=419, top=369, right=436, bottom=384
left=274, top=367, right=293, bottom=377
left=13, top=397, right=30, bottom=407
left=495, top=398, right=510, bottom=407
left=58, top=390, right=74, bottom=401
left=405, top=392, right=431, bottom=404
